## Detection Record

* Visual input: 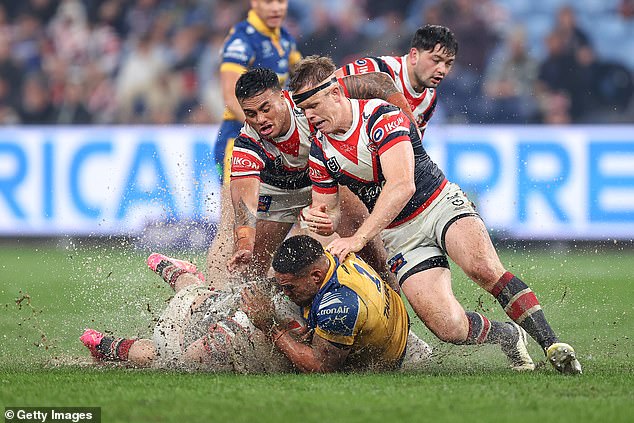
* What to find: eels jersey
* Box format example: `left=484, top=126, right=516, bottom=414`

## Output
left=220, top=10, right=301, bottom=121
left=230, top=91, right=312, bottom=190
left=309, top=99, right=446, bottom=228
left=340, top=55, right=437, bottom=132
left=303, top=252, right=409, bottom=370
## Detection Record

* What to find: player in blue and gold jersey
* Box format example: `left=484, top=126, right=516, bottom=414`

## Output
left=242, top=235, right=410, bottom=372
left=216, top=0, right=301, bottom=183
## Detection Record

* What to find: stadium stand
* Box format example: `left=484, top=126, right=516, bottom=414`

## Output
left=0, top=0, right=632, bottom=125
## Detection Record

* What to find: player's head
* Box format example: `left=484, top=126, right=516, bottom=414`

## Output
left=236, top=67, right=290, bottom=139
left=408, top=24, right=457, bottom=90
left=272, top=235, right=329, bottom=307
left=251, top=0, right=288, bottom=31
left=289, top=55, right=347, bottom=135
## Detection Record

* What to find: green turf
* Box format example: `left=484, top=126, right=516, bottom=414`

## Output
left=1, top=241, right=633, bottom=422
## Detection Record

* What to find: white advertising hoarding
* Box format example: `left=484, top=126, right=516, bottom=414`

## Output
left=0, top=125, right=632, bottom=240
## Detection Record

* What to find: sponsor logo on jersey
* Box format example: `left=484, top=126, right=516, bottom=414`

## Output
left=388, top=253, right=407, bottom=274
left=372, top=115, right=405, bottom=141
left=317, top=305, right=350, bottom=316
left=232, top=155, right=260, bottom=170
left=258, top=195, right=272, bottom=212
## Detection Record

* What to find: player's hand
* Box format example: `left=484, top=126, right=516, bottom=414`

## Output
left=227, top=249, right=253, bottom=274
left=300, top=204, right=335, bottom=236
left=326, top=235, right=366, bottom=261
left=240, top=284, right=275, bottom=331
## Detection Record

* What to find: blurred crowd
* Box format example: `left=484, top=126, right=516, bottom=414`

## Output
left=1, top=0, right=633, bottom=126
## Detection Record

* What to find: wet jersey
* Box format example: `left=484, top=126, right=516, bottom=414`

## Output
left=220, top=10, right=301, bottom=121
left=303, top=252, right=409, bottom=370
left=340, top=55, right=437, bottom=132
left=309, top=99, right=445, bottom=228
left=231, top=91, right=311, bottom=190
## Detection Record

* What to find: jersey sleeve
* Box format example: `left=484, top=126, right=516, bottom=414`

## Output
left=230, top=134, right=266, bottom=180
left=220, top=28, right=254, bottom=73
left=313, top=285, right=367, bottom=346
left=308, top=136, right=337, bottom=194
left=366, top=104, right=412, bottom=155
left=340, top=56, right=395, bottom=80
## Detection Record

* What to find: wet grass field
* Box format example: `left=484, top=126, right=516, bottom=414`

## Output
left=1, top=240, right=632, bottom=422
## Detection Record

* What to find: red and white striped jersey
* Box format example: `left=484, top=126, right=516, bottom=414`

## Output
left=309, top=99, right=445, bottom=228
left=340, top=55, right=437, bottom=132
left=230, top=91, right=312, bottom=190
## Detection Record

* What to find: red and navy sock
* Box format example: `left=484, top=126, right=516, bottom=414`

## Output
left=154, top=260, right=189, bottom=290
left=96, top=336, right=136, bottom=361
left=463, top=311, right=516, bottom=345
left=491, top=272, right=558, bottom=350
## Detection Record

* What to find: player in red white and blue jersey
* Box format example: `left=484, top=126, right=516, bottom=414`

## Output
left=216, top=0, right=301, bottom=183
left=337, top=24, right=449, bottom=136
left=225, top=68, right=407, bottom=288
left=291, top=54, right=582, bottom=374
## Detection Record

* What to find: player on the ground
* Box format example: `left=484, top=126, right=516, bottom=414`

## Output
left=80, top=250, right=431, bottom=372
left=291, top=55, right=582, bottom=374
left=242, top=235, right=419, bottom=372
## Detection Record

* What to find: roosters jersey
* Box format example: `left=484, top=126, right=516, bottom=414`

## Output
left=340, top=55, right=437, bottom=131
left=303, top=252, right=409, bottom=370
left=309, top=99, right=445, bottom=228
left=231, top=91, right=312, bottom=190
left=220, top=10, right=301, bottom=121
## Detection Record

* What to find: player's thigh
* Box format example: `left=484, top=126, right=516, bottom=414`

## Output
left=181, top=337, right=210, bottom=365
left=444, top=215, right=505, bottom=289
left=401, top=267, right=468, bottom=342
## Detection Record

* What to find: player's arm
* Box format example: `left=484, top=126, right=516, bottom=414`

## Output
left=327, top=142, right=415, bottom=260
left=270, top=328, right=350, bottom=373
left=340, top=73, right=417, bottom=126
left=220, top=69, right=246, bottom=122
left=227, top=176, right=259, bottom=272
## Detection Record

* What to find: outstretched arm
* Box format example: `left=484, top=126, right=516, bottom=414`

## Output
left=340, top=72, right=417, bottom=126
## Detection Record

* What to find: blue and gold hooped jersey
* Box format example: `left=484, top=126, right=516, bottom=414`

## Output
left=220, top=10, right=301, bottom=120
left=303, top=252, right=409, bottom=370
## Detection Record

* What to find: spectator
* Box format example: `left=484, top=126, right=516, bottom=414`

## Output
left=481, top=27, right=539, bottom=123
left=17, top=72, right=58, bottom=124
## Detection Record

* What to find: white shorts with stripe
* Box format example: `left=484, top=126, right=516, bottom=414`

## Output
left=257, top=183, right=312, bottom=224
left=380, top=181, right=479, bottom=284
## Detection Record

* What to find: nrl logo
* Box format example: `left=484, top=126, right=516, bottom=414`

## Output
left=326, top=157, right=341, bottom=173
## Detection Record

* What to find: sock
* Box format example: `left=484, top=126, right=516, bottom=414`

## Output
left=155, top=261, right=189, bottom=290
left=492, top=272, right=559, bottom=350
left=463, top=311, right=515, bottom=345
left=96, top=336, right=136, bottom=361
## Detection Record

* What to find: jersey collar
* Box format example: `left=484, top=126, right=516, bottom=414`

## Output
left=247, top=9, right=281, bottom=40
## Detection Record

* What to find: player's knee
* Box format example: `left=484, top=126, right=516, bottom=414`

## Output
left=463, top=259, right=503, bottom=290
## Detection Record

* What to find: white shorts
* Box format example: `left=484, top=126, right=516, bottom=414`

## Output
left=257, top=183, right=312, bottom=224
left=381, top=181, right=479, bottom=285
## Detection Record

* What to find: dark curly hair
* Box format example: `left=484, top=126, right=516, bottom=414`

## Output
left=411, top=24, right=458, bottom=57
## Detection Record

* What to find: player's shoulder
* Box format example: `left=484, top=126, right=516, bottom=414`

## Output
left=313, top=283, right=362, bottom=334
